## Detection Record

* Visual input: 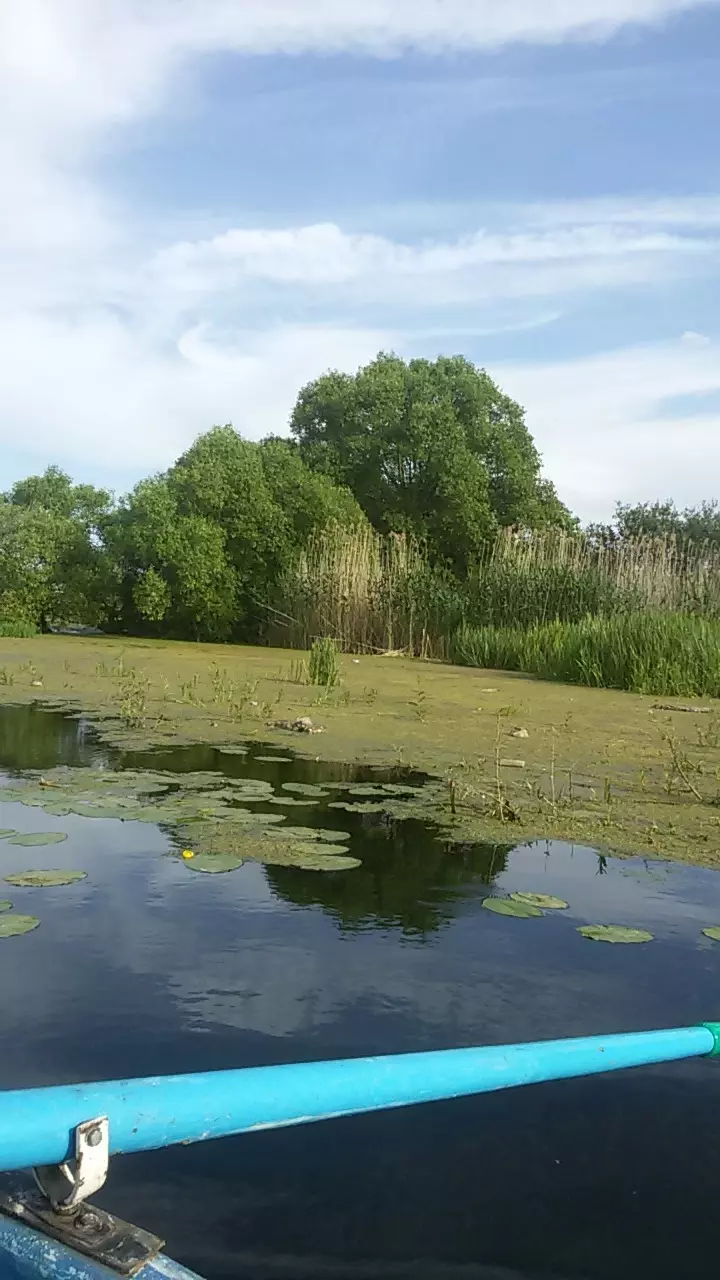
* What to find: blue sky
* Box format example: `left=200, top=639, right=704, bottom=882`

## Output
left=1, top=1, right=720, bottom=521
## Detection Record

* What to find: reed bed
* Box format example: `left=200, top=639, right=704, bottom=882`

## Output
left=274, top=525, right=720, bottom=669
left=451, top=613, right=720, bottom=697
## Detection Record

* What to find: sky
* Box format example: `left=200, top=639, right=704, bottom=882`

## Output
left=1, top=1, right=720, bottom=522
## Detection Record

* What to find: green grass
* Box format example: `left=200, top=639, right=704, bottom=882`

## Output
left=0, top=621, right=38, bottom=638
left=451, top=612, right=720, bottom=698
left=307, top=636, right=342, bottom=687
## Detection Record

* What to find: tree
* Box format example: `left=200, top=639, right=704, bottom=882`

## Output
left=291, top=352, right=573, bottom=570
left=106, top=427, right=366, bottom=641
left=107, top=476, right=241, bottom=641
left=0, top=468, right=117, bottom=628
left=589, top=500, right=720, bottom=547
left=258, top=437, right=365, bottom=543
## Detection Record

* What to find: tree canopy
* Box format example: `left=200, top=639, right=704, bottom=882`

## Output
left=1, top=468, right=116, bottom=629
left=587, top=499, right=720, bottom=548
left=291, top=352, right=573, bottom=569
left=105, top=427, right=367, bottom=641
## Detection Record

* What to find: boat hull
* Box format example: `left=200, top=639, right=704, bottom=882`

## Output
left=0, top=1214, right=203, bottom=1280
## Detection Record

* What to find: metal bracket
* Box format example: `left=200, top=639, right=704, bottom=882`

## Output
left=0, top=1185, right=165, bottom=1277
left=33, top=1115, right=110, bottom=1212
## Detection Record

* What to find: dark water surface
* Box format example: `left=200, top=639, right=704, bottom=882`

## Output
left=2, top=704, right=720, bottom=1280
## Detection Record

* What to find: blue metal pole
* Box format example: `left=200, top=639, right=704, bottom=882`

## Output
left=0, top=1025, right=717, bottom=1175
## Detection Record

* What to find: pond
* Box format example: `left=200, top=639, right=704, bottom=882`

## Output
left=1, top=702, right=720, bottom=1280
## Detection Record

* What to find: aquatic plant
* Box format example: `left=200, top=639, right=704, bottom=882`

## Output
left=482, top=897, right=543, bottom=918
left=6, top=832, right=68, bottom=846
left=307, top=636, right=341, bottom=688
left=0, top=621, right=38, bottom=637
left=510, top=892, right=568, bottom=909
left=577, top=925, right=654, bottom=943
left=451, top=613, right=720, bottom=698
left=4, top=871, right=87, bottom=887
left=0, top=914, right=40, bottom=937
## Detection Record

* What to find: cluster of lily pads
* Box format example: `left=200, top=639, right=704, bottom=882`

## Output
left=0, top=862, right=87, bottom=938
left=481, top=890, right=720, bottom=944
left=0, top=767, right=427, bottom=878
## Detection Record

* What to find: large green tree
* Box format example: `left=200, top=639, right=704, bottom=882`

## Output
left=1, top=467, right=116, bottom=628
left=290, top=353, right=572, bottom=569
left=108, top=427, right=366, bottom=641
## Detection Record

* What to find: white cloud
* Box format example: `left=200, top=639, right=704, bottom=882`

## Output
left=151, top=220, right=710, bottom=289
left=499, top=336, right=720, bottom=520
left=1, top=2, right=720, bottom=518
left=0, top=312, right=394, bottom=473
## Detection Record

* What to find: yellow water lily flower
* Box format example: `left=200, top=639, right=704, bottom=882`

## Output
left=181, top=849, right=195, bottom=860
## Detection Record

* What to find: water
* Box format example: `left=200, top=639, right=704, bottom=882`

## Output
left=2, top=703, right=720, bottom=1279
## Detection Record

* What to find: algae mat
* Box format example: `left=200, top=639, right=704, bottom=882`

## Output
left=2, top=634, right=720, bottom=866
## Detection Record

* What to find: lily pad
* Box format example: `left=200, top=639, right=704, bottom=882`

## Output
left=483, top=897, right=543, bottom=918
left=348, top=786, right=390, bottom=798
left=286, top=852, right=362, bottom=872
left=7, top=832, right=68, bottom=847
left=254, top=756, right=293, bottom=764
left=702, top=927, right=720, bottom=941
left=281, top=783, right=329, bottom=797
left=577, top=925, right=654, bottom=944
left=328, top=801, right=388, bottom=814
left=0, top=830, right=17, bottom=840
left=268, top=796, right=321, bottom=807
left=291, top=842, right=351, bottom=857
left=511, top=892, right=569, bottom=910
left=0, top=901, right=12, bottom=912
left=4, top=870, right=87, bottom=888
left=0, top=914, right=40, bottom=937
left=260, top=846, right=362, bottom=872
left=184, top=854, right=245, bottom=875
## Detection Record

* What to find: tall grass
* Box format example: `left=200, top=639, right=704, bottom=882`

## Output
left=307, top=637, right=341, bottom=688
left=273, top=524, right=720, bottom=661
left=0, top=620, right=38, bottom=638
left=272, top=524, right=463, bottom=656
left=451, top=613, right=720, bottom=697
